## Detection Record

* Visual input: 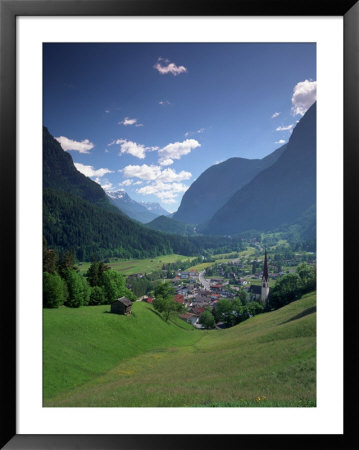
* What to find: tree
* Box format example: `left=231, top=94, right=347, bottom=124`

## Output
left=153, top=282, right=184, bottom=321
left=214, top=298, right=249, bottom=328
left=269, top=273, right=302, bottom=309
left=81, top=275, right=91, bottom=306
left=199, top=308, right=215, bottom=329
left=86, top=260, right=110, bottom=287
left=99, top=269, right=135, bottom=304
left=58, top=250, right=77, bottom=277
left=296, top=263, right=316, bottom=292
left=43, top=271, right=67, bottom=308
left=247, top=301, right=264, bottom=316
left=89, top=286, right=106, bottom=305
left=43, top=248, right=59, bottom=274
left=238, top=289, right=248, bottom=306
left=154, top=282, right=176, bottom=300
left=62, top=268, right=89, bottom=307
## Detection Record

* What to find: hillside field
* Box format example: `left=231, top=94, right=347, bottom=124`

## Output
left=44, top=292, right=316, bottom=407
left=77, top=254, right=196, bottom=276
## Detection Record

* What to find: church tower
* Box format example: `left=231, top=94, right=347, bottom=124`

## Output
left=260, top=249, right=270, bottom=304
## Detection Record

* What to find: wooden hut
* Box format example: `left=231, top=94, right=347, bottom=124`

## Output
left=110, top=297, right=132, bottom=315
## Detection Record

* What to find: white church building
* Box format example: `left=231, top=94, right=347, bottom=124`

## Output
left=249, top=249, right=270, bottom=305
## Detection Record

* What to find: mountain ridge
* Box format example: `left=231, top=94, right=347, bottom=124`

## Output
left=107, top=190, right=159, bottom=224
left=202, top=102, right=316, bottom=236
left=173, top=144, right=287, bottom=225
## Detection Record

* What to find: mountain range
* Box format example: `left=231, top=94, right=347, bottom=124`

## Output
left=202, top=102, right=316, bottom=235
left=42, top=127, right=242, bottom=260
left=107, top=190, right=169, bottom=224
left=173, top=144, right=286, bottom=224
left=42, top=127, right=194, bottom=260
left=43, top=101, right=316, bottom=259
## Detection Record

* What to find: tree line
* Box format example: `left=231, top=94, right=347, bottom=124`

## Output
left=43, top=240, right=135, bottom=308
left=267, top=262, right=316, bottom=310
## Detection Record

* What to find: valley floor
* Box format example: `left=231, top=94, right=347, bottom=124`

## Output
left=44, top=292, right=316, bottom=407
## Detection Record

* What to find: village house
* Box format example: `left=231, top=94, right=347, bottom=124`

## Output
left=174, top=294, right=185, bottom=304
left=210, top=283, right=223, bottom=293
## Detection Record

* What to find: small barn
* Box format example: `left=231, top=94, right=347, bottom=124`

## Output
left=111, top=297, right=132, bottom=315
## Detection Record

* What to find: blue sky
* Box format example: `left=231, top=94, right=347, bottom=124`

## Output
left=43, top=43, right=316, bottom=213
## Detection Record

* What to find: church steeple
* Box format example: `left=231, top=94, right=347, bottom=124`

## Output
left=263, top=248, right=269, bottom=282
left=260, top=248, right=270, bottom=304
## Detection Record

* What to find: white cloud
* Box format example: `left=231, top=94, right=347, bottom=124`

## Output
left=275, top=139, right=286, bottom=145
left=74, top=163, right=114, bottom=178
left=122, top=164, right=162, bottom=181
left=159, top=100, right=171, bottom=106
left=105, top=149, right=109, bottom=153
left=105, top=110, right=110, bottom=114
left=158, top=139, right=200, bottom=166
left=137, top=181, right=189, bottom=204
left=110, top=139, right=147, bottom=159
left=291, top=79, right=317, bottom=116
left=122, top=164, right=191, bottom=203
left=94, top=177, right=114, bottom=191
left=271, top=112, right=280, bottom=118
left=153, top=58, right=187, bottom=76
left=185, top=128, right=206, bottom=138
left=276, top=124, right=294, bottom=131
left=158, top=168, right=192, bottom=183
left=122, top=164, right=191, bottom=183
left=159, top=158, right=174, bottom=166
left=55, top=136, right=94, bottom=153
left=119, top=179, right=133, bottom=186
left=118, top=117, right=143, bottom=126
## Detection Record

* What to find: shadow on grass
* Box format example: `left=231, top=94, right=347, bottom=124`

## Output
left=149, top=308, right=167, bottom=322
left=148, top=309, right=193, bottom=330
left=103, top=310, right=136, bottom=318
left=280, top=306, right=316, bottom=325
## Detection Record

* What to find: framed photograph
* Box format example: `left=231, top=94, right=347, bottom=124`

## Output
left=1, top=0, right=357, bottom=448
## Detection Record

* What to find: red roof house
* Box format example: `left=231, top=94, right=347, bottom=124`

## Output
left=174, top=294, right=185, bottom=304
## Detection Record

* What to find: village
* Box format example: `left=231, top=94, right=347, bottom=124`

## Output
left=137, top=247, right=316, bottom=328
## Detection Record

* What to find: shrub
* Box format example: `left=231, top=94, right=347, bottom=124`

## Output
left=43, top=271, right=66, bottom=308
left=89, top=286, right=106, bottom=305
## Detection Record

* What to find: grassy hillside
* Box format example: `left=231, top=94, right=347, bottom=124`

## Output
left=44, top=292, right=316, bottom=407
left=77, top=254, right=196, bottom=276
left=146, top=215, right=197, bottom=236
left=43, top=302, right=198, bottom=400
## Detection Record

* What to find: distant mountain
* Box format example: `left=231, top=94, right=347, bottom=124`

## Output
left=173, top=144, right=286, bottom=224
left=139, top=201, right=170, bottom=217
left=202, top=102, right=316, bottom=236
left=42, top=127, right=199, bottom=260
left=107, top=190, right=159, bottom=224
left=146, top=215, right=197, bottom=236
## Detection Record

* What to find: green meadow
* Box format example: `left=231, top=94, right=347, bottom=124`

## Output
left=77, top=254, right=195, bottom=276
left=44, top=292, right=316, bottom=407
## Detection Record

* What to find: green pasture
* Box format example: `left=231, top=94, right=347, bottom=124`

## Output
left=44, top=292, right=316, bottom=407
left=77, top=254, right=195, bottom=276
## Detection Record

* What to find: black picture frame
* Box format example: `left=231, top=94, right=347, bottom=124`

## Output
left=1, top=0, right=357, bottom=448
